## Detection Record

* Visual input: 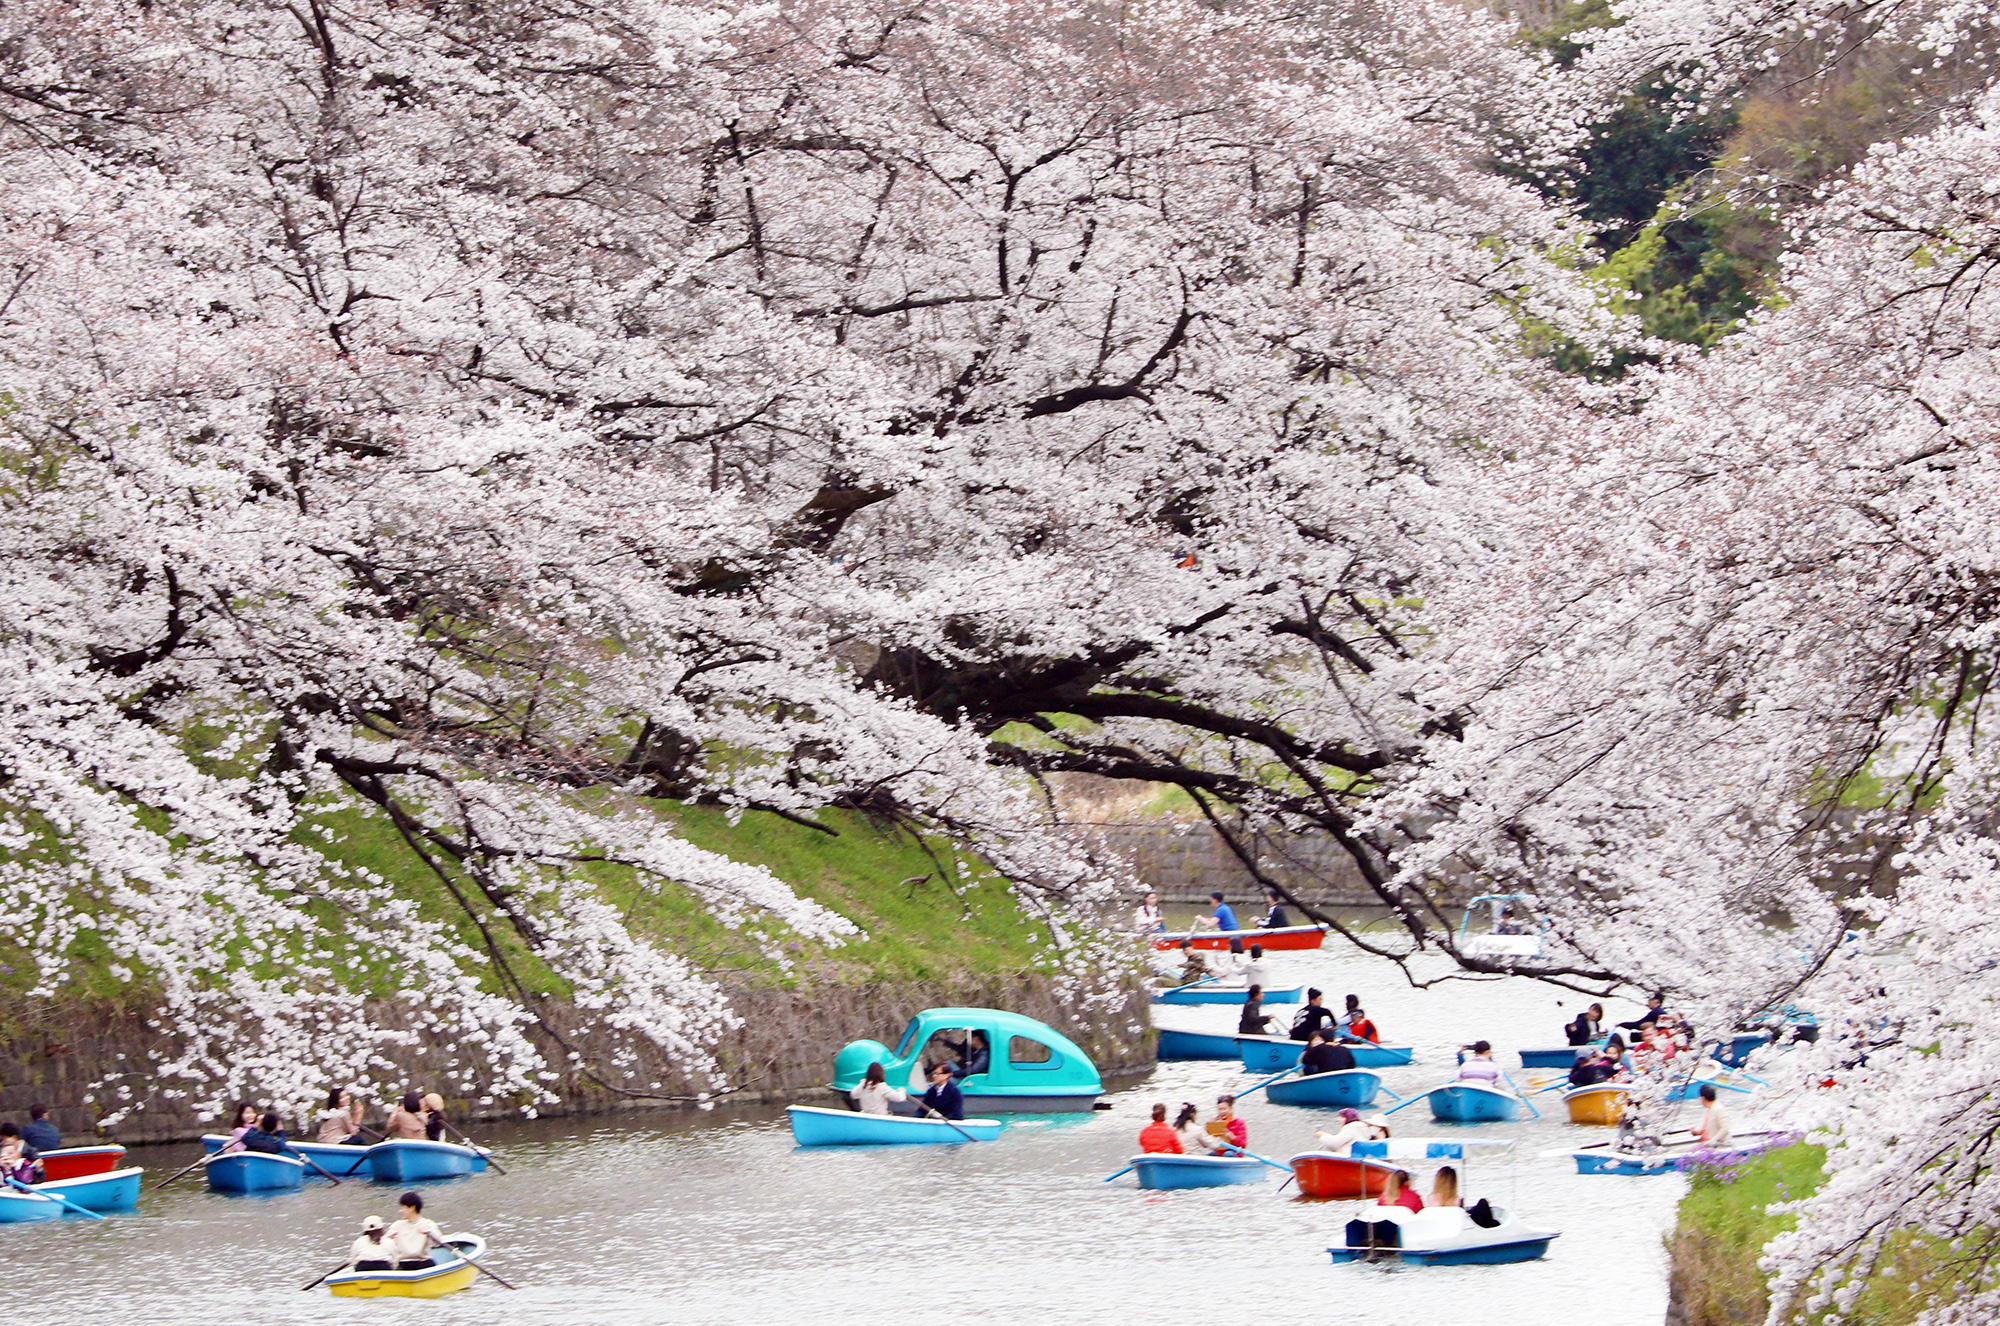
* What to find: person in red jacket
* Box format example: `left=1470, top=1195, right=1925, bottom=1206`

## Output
left=1209, top=1095, right=1248, bottom=1152
left=1139, top=1103, right=1183, bottom=1154
left=1377, top=1169, right=1424, bottom=1212
left=1344, top=1009, right=1381, bottom=1044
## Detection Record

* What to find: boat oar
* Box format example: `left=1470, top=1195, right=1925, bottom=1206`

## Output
left=154, top=1151, right=218, bottom=1190
left=1232, top=1067, right=1297, bottom=1100
left=1218, top=1145, right=1294, bottom=1175
left=921, top=1108, right=981, bottom=1145
left=438, top=1119, right=509, bottom=1174
left=1102, top=1163, right=1137, bottom=1183
left=300, top=1262, right=350, bottom=1292
left=427, top=1232, right=517, bottom=1289
left=283, top=1147, right=343, bottom=1185
left=1375, top=1082, right=1405, bottom=1103
left=1382, top=1088, right=1433, bottom=1116
left=1501, top=1072, right=1542, bottom=1120
left=4, top=1175, right=105, bottom=1220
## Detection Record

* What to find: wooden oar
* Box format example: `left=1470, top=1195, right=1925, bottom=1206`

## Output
left=300, top=1261, right=351, bottom=1292
left=437, top=1119, right=508, bottom=1175
left=154, top=1149, right=220, bottom=1190
left=5, top=1174, right=105, bottom=1220
left=427, top=1232, right=517, bottom=1289
left=283, top=1146, right=343, bottom=1185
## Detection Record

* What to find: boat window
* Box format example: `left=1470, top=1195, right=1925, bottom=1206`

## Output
left=1008, top=1036, right=1057, bottom=1067
left=893, top=1018, right=921, bottom=1058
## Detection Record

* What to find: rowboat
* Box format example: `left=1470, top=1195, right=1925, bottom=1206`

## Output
left=1153, top=984, right=1304, bottom=1007
left=1128, top=1154, right=1267, bottom=1189
left=34, top=1145, right=127, bottom=1181
left=1457, top=893, right=1548, bottom=965
left=0, top=1185, right=62, bottom=1223
left=365, top=1139, right=490, bottom=1183
left=1151, top=925, right=1327, bottom=952
left=1564, top=1083, right=1630, bottom=1125
left=202, top=1134, right=374, bottom=1177
left=1157, top=1028, right=1242, bottom=1061
left=1427, top=1082, right=1528, bottom=1123
left=1570, top=1131, right=1782, bottom=1176
left=24, top=1166, right=143, bottom=1213
left=1236, top=1035, right=1414, bottom=1072
left=1264, top=1069, right=1384, bottom=1109
left=1289, top=1137, right=1512, bottom=1199
left=326, top=1234, right=486, bottom=1298
left=1709, top=1032, right=1773, bottom=1068
left=1331, top=1204, right=1559, bottom=1265
left=204, top=1150, right=304, bottom=1193
left=1518, top=1045, right=1593, bottom=1069
left=787, top=1105, right=1002, bottom=1146
left=833, top=1007, right=1104, bottom=1113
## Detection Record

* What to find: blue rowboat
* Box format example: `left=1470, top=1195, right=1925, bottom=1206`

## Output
left=1572, top=1131, right=1780, bottom=1175
left=787, top=1105, right=1001, bottom=1146
left=1266, top=1069, right=1383, bottom=1109
left=1128, top=1154, right=1267, bottom=1190
left=1158, top=1029, right=1242, bottom=1061
left=1709, top=1032, right=1772, bottom=1068
left=1237, top=1036, right=1414, bottom=1071
left=26, top=1166, right=143, bottom=1212
left=1350, top=1043, right=1415, bottom=1068
left=365, top=1140, right=487, bottom=1182
left=0, top=1185, right=62, bottom=1224
left=1428, top=1082, right=1527, bottom=1123
left=1153, top=985, right=1305, bottom=1007
left=1518, top=1044, right=1595, bottom=1069
left=206, top=1151, right=305, bottom=1193
left=203, top=1134, right=378, bottom=1177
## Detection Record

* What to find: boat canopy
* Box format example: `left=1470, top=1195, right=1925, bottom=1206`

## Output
left=833, top=1007, right=1103, bottom=1098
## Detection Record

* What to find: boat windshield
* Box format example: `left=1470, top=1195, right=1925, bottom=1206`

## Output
left=893, top=1018, right=922, bottom=1058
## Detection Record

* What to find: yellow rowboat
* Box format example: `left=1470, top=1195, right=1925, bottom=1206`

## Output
left=327, top=1235, right=486, bottom=1298
left=1564, top=1084, right=1630, bottom=1125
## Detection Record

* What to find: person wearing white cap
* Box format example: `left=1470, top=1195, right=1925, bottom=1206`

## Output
left=348, top=1216, right=394, bottom=1272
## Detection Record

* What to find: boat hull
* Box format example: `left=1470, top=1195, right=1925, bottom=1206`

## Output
left=204, top=1134, right=376, bottom=1177
left=787, top=1105, right=1002, bottom=1146
left=1330, top=1206, right=1559, bottom=1264
left=1152, top=926, right=1327, bottom=952
left=1350, top=1044, right=1415, bottom=1068
left=1157, top=1029, right=1241, bottom=1061
left=1518, top=1046, right=1591, bottom=1069
left=1266, top=1070, right=1383, bottom=1109
left=1428, top=1083, right=1526, bottom=1123
left=1289, top=1151, right=1394, bottom=1199
left=1564, top=1084, right=1630, bottom=1125
left=1154, top=985, right=1304, bottom=1007
left=34, top=1146, right=127, bottom=1181
left=1130, top=1154, right=1267, bottom=1190
left=959, top=1092, right=1097, bottom=1114
left=327, top=1235, right=485, bottom=1298
left=29, top=1166, right=142, bottom=1212
left=1237, top=1036, right=1413, bottom=1071
left=1711, top=1032, right=1772, bottom=1068
left=0, top=1188, right=62, bottom=1223
left=205, top=1151, right=305, bottom=1193
left=366, top=1140, right=484, bottom=1182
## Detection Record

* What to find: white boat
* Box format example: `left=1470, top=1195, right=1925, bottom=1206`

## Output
left=1329, top=1203, right=1560, bottom=1264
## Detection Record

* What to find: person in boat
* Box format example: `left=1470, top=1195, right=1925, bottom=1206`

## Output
left=1429, top=1165, right=1461, bottom=1208
left=1342, top=1007, right=1381, bottom=1045
left=384, top=1091, right=431, bottom=1140
left=1619, top=993, right=1667, bottom=1033
left=1300, top=1029, right=1356, bottom=1076
left=1172, top=1102, right=1209, bottom=1155
left=421, top=1093, right=451, bottom=1142
left=1313, top=1108, right=1372, bottom=1152
left=1196, top=891, right=1245, bottom=955
left=239, top=1113, right=290, bottom=1154
left=1175, top=939, right=1210, bottom=985
left=349, top=1216, right=395, bottom=1272
left=1133, top=890, right=1165, bottom=934
left=1238, top=985, right=1270, bottom=1036
left=919, top=1062, right=965, bottom=1121
left=1455, top=1041, right=1503, bottom=1087
left=1240, top=945, right=1270, bottom=990
left=1378, top=1169, right=1424, bottom=1212
left=1335, top=993, right=1362, bottom=1035
left=318, top=1087, right=370, bottom=1145
left=1207, top=1095, right=1248, bottom=1154
left=385, top=1191, right=445, bottom=1270
left=0, top=1127, right=36, bottom=1184
left=944, top=1030, right=991, bottom=1080
left=852, top=1062, right=909, bottom=1115
left=199, top=1102, right=262, bottom=1164
left=1697, top=1083, right=1734, bottom=1149
left=1567, top=1004, right=1605, bottom=1046
left=1260, top=889, right=1291, bottom=930
left=1290, top=989, right=1336, bottom=1041
left=20, top=1105, right=59, bottom=1154
left=1139, top=1103, right=1182, bottom=1154
left=1495, top=905, right=1523, bottom=935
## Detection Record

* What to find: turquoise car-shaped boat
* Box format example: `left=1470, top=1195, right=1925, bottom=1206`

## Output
left=833, top=1007, right=1103, bottom=1113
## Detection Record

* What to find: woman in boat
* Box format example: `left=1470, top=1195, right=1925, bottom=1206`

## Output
left=1696, top=1083, right=1734, bottom=1149
left=421, top=1093, right=450, bottom=1142
left=1172, top=1102, right=1208, bottom=1155
left=919, top=1063, right=965, bottom=1121
left=318, top=1087, right=369, bottom=1145
left=1343, top=1008, right=1381, bottom=1045
left=1239, top=945, right=1270, bottom=991
left=349, top=1216, right=395, bottom=1272
left=1139, top=1104, right=1182, bottom=1154
left=384, top=1091, right=430, bottom=1140
left=1290, top=989, right=1336, bottom=1041
left=1209, top=1095, right=1248, bottom=1153
left=385, top=1191, right=445, bottom=1270
left=0, top=1128, right=35, bottom=1184
left=852, top=1062, right=911, bottom=1115
left=1567, top=1004, right=1605, bottom=1046
left=1237, top=985, right=1270, bottom=1036
left=239, top=1113, right=290, bottom=1154
left=1300, top=1029, right=1356, bottom=1076
left=198, top=1102, right=262, bottom=1164
left=1429, top=1165, right=1461, bottom=1208
left=1133, top=890, right=1164, bottom=934
left=1377, top=1169, right=1424, bottom=1212
left=1313, top=1108, right=1372, bottom=1152
left=1336, top=993, right=1362, bottom=1035
left=1455, top=1041, right=1503, bottom=1086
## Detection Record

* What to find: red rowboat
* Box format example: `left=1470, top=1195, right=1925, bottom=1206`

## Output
left=35, top=1146, right=127, bottom=1182
left=1151, top=925, right=1326, bottom=952
left=1289, top=1150, right=1394, bottom=1199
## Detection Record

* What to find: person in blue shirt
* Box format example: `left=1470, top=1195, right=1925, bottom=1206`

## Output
left=1201, top=892, right=1245, bottom=955
left=19, top=1106, right=60, bottom=1153
left=239, top=1113, right=290, bottom=1154
left=919, top=1063, right=965, bottom=1120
